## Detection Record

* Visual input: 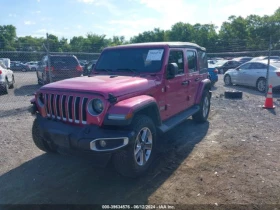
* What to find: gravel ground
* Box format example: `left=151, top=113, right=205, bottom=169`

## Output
left=0, top=74, right=280, bottom=208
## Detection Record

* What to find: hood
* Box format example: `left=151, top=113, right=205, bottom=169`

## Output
left=40, top=75, right=157, bottom=98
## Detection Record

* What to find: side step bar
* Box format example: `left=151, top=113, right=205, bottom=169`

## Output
left=158, top=105, right=200, bottom=133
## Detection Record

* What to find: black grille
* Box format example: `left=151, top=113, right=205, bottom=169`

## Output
left=44, top=93, right=88, bottom=124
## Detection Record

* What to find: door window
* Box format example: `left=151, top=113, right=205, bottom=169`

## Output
left=187, top=50, right=198, bottom=73
left=239, top=63, right=251, bottom=70
left=168, top=50, right=184, bottom=75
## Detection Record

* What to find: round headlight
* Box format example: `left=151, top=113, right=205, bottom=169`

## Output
left=92, top=99, right=104, bottom=114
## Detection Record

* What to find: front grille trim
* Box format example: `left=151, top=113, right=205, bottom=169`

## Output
left=43, top=93, right=88, bottom=124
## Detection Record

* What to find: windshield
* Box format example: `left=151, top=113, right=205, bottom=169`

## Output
left=95, top=48, right=165, bottom=73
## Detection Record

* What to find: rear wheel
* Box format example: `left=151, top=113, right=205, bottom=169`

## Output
left=9, top=76, right=15, bottom=89
left=32, top=118, right=57, bottom=153
left=256, top=78, right=266, bottom=92
left=192, top=91, right=211, bottom=123
left=113, top=115, right=156, bottom=178
left=2, top=79, right=9, bottom=94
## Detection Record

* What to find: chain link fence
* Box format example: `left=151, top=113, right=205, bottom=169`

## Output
left=1, top=42, right=280, bottom=115
left=0, top=50, right=101, bottom=114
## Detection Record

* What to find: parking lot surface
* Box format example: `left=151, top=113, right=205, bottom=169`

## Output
left=0, top=73, right=280, bottom=206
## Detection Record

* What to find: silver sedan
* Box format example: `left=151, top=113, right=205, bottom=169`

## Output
left=223, top=61, right=280, bottom=92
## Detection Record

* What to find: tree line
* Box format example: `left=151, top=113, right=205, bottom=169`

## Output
left=0, top=7, right=279, bottom=56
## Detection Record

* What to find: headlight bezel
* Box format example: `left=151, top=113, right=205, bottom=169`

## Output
left=88, top=98, right=104, bottom=116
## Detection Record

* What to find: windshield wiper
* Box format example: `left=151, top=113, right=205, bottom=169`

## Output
left=116, top=68, right=138, bottom=74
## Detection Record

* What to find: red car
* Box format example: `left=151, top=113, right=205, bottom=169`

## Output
left=29, top=42, right=212, bottom=177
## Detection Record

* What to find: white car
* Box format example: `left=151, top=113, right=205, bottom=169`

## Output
left=25, top=61, right=39, bottom=71
left=224, top=61, right=280, bottom=92
left=0, top=61, right=15, bottom=94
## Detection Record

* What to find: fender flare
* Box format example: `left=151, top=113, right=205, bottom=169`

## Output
left=103, top=95, right=161, bottom=126
left=194, top=78, right=212, bottom=104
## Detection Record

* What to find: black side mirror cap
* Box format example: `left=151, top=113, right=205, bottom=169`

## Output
left=167, top=63, right=178, bottom=79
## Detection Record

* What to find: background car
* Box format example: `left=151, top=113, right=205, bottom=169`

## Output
left=232, top=56, right=253, bottom=64
left=251, top=56, right=280, bottom=62
left=213, top=60, right=242, bottom=74
left=36, top=55, right=83, bottom=84
left=25, top=61, right=39, bottom=71
left=208, top=64, right=219, bottom=86
left=0, top=60, right=15, bottom=94
left=10, top=62, right=30, bottom=72
left=223, top=61, right=280, bottom=92
left=82, top=59, right=97, bottom=76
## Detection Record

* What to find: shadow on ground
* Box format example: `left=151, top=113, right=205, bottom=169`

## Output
left=13, top=84, right=41, bottom=96
left=0, top=120, right=209, bottom=204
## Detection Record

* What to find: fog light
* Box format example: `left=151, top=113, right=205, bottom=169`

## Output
left=100, top=140, right=106, bottom=147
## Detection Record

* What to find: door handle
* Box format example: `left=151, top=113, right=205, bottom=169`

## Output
left=181, top=81, right=189, bottom=86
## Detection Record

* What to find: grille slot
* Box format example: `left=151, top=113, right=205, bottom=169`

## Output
left=43, top=93, right=88, bottom=124
left=62, top=95, right=67, bottom=120
left=68, top=96, right=73, bottom=121
left=50, top=94, right=55, bottom=118
left=82, top=98, right=88, bottom=124
left=56, top=95, right=61, bottom=119
left=74, top=97, right=80, bottom=123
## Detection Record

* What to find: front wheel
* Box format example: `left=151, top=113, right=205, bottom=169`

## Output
left=192, top=91, right=211, bottom=123
left=32, top=118, right=57, bottom=153
left=224, top=74, right=232, bottom=86
left=113, top=115, right=156, bottom=178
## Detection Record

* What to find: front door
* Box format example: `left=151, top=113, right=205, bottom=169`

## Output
left=164, top=50, right=189, bottom=119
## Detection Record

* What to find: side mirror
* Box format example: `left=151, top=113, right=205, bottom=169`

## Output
left=167, top=63, right=178, bottom=79
left=236, top=67, right=240, bottom=71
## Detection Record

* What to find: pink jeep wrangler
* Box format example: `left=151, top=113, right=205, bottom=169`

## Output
left=29, top=42, right=211, bottom=177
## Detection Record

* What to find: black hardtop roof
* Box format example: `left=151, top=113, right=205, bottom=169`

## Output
left=105, top=42, right=206, bottom=51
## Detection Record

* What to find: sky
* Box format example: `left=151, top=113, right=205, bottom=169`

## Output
left=1, top=0, right=279, bottom=41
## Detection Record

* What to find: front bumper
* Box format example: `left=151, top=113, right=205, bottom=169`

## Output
left=35, top=114, right=135, bottom=154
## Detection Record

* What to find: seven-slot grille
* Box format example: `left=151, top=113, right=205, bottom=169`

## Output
left=44, top=93, right=88, bottom=124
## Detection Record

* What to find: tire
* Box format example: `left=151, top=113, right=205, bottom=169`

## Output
left=9, top=76, right=15, bottom=89
left=256, top=78, right=266, bottom=93
left=224, top=91, right=243, bottom=99
left=113, top=115, right=156, bottom=178
left=224, top=74, right=232, bottom=86
left=32, top=118, right=57, bottom=153
left=31, top=67, right=36, bottom=71
left=192, top=91, right=211, bottom=123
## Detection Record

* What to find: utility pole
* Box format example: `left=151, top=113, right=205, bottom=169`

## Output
left=265, top=35, right=272, bottom=95
left=46, top=33, right=52, bottom=83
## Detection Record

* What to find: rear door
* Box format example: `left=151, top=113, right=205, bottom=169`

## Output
left=186, top=49, right=201, bottom=106
left=243, top=63, right=267, bottom=86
